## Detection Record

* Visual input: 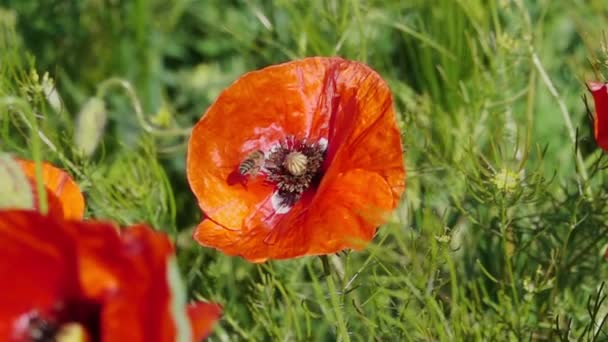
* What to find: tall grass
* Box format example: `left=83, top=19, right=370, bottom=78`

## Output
left=2, top=0, right=608, bottom=340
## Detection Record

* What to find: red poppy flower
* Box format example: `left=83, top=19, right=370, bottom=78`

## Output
left=0, top=210, right=220, bottom=342
left=16, top=159, right=85, bottom=220
left=187, top=57, right=405, bottom=262
left=588, top=82, right=608, bottom=151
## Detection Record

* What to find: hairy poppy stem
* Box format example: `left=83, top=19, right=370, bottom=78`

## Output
left=321, top=255, right=351, bottom=340
left=325, top=269, right=351, bottom=342
left=531, top=52, right=592, bottom=197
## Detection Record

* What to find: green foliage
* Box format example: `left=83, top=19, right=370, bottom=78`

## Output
left=2, top=0, right=608, bottom=340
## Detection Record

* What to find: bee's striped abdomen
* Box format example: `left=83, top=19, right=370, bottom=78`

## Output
left=238, top=150, right=265, bottom=177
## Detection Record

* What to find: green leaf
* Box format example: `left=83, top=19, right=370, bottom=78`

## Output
left=74, top=97, right=107, bottom=157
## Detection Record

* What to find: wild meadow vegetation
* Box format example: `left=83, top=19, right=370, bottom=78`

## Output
left=2, top=0, right=608, bottom=340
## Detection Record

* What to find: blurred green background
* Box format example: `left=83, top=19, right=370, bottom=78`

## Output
left=2, top=0, right=608, bottom=340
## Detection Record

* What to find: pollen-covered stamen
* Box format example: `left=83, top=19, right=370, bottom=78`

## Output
left=265, top=136, right=326, bottom=207
left=56, top=323, right=91, bottom=342
left=28, top=318, right=90, bottom=342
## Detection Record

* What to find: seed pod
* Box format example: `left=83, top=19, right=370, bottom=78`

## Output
left=0, top=154, right=34, bottom=210
left=74, top=97, right=107, bottom=157
left=283, top=151, right=308, bottom=176
left=41, top=72, right=63, bottom=113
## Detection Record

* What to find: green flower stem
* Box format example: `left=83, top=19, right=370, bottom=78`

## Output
left=499, top=205, right=520, bottom=334
left=324, top=257, right=351, bottom=342
left=531, top=51, right=591, bottom=196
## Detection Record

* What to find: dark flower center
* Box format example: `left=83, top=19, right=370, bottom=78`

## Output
left=26, top=315, right=57, bottom=342
left=24, top=301, right=100, bottom=342
left=264, top=136, right=326, bottom=207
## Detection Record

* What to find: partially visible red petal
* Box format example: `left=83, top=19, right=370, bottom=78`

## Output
left=194, top=170, right=393, bottom=261
left=0, top=211, right=218, bottom=341
left=589, top=82, right=608, bottom=151
left=16, top=159, right=85, bottom=220
left=307, top=169, right=394, bottom=254
left=321, top=60, right=405, bottom=205
left=188, top=302, right=222, bottom=341
left=0, top=210, right=80, bottom=341
left=194, top=214, right=312, bottom=263
left=72, top=223, right=175, bottom=342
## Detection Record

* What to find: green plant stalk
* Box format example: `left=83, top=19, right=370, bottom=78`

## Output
left=326, top=273, right=351, bottom=342
left=531, top=52, right=591, bottom=196
left=499, top=205, right=520, bottom=334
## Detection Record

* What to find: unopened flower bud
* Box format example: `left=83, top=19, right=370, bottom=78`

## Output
left=41, top=72, right=63, bottom=113
left=492, top=168, right=519, bottom=193
left=0, top=154, right=34, bottom=210
left=75, top=97, right=107, bottom=157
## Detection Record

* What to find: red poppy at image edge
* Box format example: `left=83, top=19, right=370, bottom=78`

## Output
left=0, top=210, right=221, bottom=342
left=187, top=57, right=406, bottom=262
left=588, top=81, right=608, bottom=151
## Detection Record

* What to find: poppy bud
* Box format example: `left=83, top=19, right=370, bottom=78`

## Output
left=283, top=151, right=308, bottom=176
left=492, top=168, right=519, bottom=193
left=41, top=72, right=63, bottom=113
left=0, top=154, right=34, bottom=210
left=74, top=97, right=107, bottom=157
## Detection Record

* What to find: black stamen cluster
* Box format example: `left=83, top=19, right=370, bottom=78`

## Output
left=265, top=136, right=325, bottom=206
left=28, top=315, right=58, bottom=342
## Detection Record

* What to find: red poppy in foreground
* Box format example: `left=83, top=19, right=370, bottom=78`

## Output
left=588, top=82, right=608, bottom=151
left=16, top=159, right=85, bottom=220
left=187, top=57, right=405, bottom=262
left=0, top=210, right=220, bottom=342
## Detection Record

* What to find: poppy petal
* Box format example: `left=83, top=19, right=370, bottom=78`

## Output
left=194, top=212, right=312, bottom=262
left=77, top=224, right=176, bottom=342
left=307, top=169, right=395, bottom=253
left=195, top=170, right=394, bottom=262
left=320, top=60, right=405, bottom=204
left=0, top=210, right=80, bottom=341
left=589, top=82, right=608, bottom=151
left=188, top=302, right=222, bottom=341
left=16, top=159, right=85, bottom=220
